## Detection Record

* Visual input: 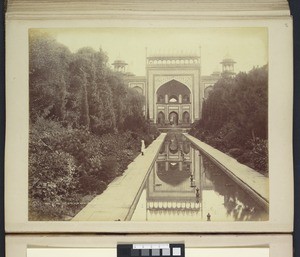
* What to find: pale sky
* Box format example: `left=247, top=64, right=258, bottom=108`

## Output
left=36, top=27, right=268, bottom=76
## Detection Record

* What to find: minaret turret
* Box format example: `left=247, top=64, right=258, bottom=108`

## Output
left=112, top=59, right=128, bottom=73
left=220, top=54, right=236, bottom=77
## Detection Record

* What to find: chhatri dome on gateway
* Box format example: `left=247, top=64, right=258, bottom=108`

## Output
left=112, top=50, right=236, bottom=128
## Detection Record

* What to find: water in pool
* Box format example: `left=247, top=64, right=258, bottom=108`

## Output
left=131, top=132, right=268, bottom=221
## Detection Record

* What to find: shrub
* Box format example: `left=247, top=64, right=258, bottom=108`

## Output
left=248, top=137, right=268, bottom=174
left=29, top=117, right=146, bottom=220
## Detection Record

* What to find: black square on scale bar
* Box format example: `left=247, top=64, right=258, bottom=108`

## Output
left=131, top=249, right=140, bottom=256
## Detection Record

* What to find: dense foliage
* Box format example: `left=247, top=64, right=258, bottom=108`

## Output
left=190, top=66, right=268, bottom=175
left=29, top=31, right=159, bottom=220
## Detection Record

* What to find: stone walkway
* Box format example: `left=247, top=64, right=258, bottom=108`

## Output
left=184, top=134, right=269, bottom=206
left=72, top=133, right=167, bottom=221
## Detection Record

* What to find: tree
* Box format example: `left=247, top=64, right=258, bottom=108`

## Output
left=123, top=88, right=146, bottom=132
left=190, top=65, right=268, bottom=173
left=106, top=72, right=128, bottom=130
left=29, top=31, right=71, bottom=121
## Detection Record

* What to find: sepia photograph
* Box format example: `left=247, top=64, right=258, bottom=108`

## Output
left=28, top=27, right=269, bottom=222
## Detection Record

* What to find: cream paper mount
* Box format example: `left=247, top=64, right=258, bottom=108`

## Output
left=5, top=16, right=293, bottom=232
left=6, top=235, right=293, bottom=257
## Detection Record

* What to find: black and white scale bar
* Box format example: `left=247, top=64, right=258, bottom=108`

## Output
left=117, top=243, right=185, bottom=257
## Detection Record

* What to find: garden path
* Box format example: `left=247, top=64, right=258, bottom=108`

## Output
left=72, top=133, right=167, bottom=221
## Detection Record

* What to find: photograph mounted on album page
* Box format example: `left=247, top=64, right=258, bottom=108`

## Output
left=5, top=234, right=293, bottom=257
left=5, top=15, right=293, bottom=233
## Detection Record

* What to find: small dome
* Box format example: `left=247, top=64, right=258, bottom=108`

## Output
left=220, top=53, right=236, bottom=64
left=220, top=58, right=236, bottom=64
left=112, top=59, right=128, bottom=66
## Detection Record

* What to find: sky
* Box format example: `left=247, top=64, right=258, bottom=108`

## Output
left=34, top=27, right=268, bottom=76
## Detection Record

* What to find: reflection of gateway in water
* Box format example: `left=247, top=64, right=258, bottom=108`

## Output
left=131, top=133, right=268, bottom=221
left=146, top=134, right=213, bottom=217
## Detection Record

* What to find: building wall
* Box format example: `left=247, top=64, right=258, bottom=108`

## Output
left=124, top=56, right=224, bottom=125
left=146, top=61, right=201, bottom=124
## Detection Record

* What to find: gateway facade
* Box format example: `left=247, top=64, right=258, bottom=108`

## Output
left=115, top=51, right=235, bottom=127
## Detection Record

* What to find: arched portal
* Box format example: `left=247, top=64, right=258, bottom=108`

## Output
left=156, top=79, right=192, bottom=127
left=169, top=111, right=178, bottom=126
left=132, top=86, right=143, bottom=95
left=183, top=111, right=190, bottom=124
left=157, top=80, right=191, bottom=102
left=157, top=111, right=165, bottom=125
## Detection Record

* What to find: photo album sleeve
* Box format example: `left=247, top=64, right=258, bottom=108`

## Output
left=5, top=1, right=294, bottom=233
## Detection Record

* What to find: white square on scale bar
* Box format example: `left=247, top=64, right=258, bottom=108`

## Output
left=173, top=248, right=181, bottom=256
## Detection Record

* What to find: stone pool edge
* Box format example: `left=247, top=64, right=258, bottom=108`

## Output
left=184, top=133, right=269, bottom=212
left=72, top=133, right=167, bottom=221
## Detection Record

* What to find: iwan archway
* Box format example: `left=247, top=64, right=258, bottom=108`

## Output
left=145, top=52, right=203, bottom=127
left=156, top=80, right=191, bottom=127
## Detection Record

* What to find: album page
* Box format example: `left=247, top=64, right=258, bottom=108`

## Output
left=5, top=14, right=293, bottom=232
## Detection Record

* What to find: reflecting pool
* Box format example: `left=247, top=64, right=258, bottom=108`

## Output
left=131, top=132, right=268, bottom=221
